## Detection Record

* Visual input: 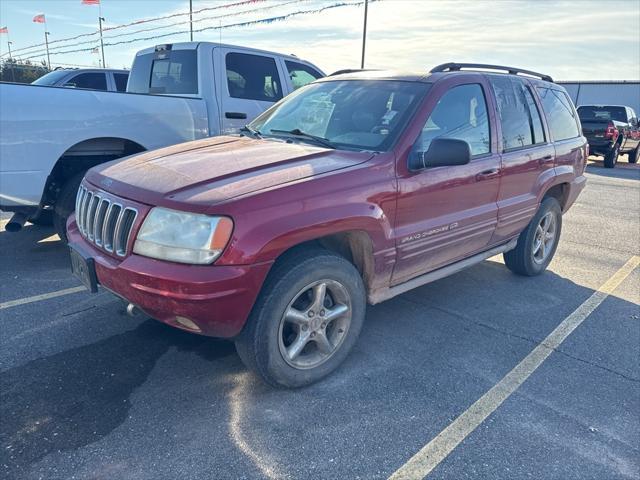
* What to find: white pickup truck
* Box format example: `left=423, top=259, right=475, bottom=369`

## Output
left=0, top=41, right=324, bottom=239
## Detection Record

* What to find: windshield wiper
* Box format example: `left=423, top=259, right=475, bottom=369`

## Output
left=239, top=125, right=262, bottom=139
left=269, top=128, right=336, bottom=149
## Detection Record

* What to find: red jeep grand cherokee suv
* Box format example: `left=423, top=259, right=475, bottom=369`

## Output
left=68, top=63, right=587, bottom=387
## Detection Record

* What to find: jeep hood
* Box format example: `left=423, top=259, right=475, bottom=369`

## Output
left=87, top=136, right=374, bottom=208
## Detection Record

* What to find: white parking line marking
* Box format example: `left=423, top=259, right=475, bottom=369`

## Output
left=0, top=286, right=87, bottom=310
left=389, top=255, right=640, bottom=480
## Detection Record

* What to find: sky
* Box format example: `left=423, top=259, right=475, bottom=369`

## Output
left=0, top=0, right=639, bottom=80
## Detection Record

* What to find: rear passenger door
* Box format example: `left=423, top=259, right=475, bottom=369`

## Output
left=218, top=48, right=286, bottom=134
left=488, top=75, right=556, bottom=244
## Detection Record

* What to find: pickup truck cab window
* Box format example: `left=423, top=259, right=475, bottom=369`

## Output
left=411, top=83, right=490, bottom=167
left=490, top=76, right=545, bottom=150
left=577, top=105, right=627, bottom=123
left=69, top=72, right=108, bottom=91
left=149, top=50, right=198, bottom=94
left=536, top=87, right=580, bottom=141
left=285, top=60, right=323, bottom=90
left=250, top=80, right=428, bottom=151
left=226, top=52, right=282, bottom=101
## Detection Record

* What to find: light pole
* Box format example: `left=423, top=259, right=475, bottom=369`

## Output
left=189, top=0, right=194, bottom=41
left=44, top=29, right=51, bottom=70
left=98, top=15, right=106, bottom=68
left=360, top=0, right=368, bottom=69
left=7, top=40, right=15, bottom=81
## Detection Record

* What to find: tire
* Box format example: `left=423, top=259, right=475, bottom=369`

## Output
left=53, top=172, right=85, bottom=243
left=235, top=247, right=366, bottom=388
left=604, top=143, right=620, bottom=168
left=28, top=209, right=53, bottom=226
left=629, top=146, right=639, bottom=164
left=503, top=197, right=562, bottom=276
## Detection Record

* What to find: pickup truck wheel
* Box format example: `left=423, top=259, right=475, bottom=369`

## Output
left=630, top=146, right=639, bottom=164
left=235, top=248, right=366, bottom=388
left=53, top=172, right=85, bottom=243
left=28, top=209, right=53, bottom=226
left=604, top=143, right=620, bottom=168
left=503, top=197, right=562, bottom=276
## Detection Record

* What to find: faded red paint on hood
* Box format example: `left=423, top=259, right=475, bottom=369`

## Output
left=86, top=136, right=374, bottom=209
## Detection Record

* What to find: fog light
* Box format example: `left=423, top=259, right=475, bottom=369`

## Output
left=175, top=316, right=201, bottom=332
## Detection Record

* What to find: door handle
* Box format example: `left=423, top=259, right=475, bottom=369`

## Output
left=475, top=169, right=500, bottom=181
left=225, top=111, right=247, bottom=119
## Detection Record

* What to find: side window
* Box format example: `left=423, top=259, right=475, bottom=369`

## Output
left=114, top=73, right=129, bottom=92
left=69, top=72, right=107, bottom=91
left=285, top=61, right=323, bottom=90
left=536, top=87, right=580, bottom=141
left=490, top=76, right=545, bottom=150
left=226, top=53, right=282, bottom=102
left=414, top=83, right=490, bottom=160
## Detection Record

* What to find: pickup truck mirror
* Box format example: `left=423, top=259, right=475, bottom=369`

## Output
left=410, top=138, right=472, bottom=170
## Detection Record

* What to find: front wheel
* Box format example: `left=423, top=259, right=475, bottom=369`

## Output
left=503, top=197, right=562, bottom=276
left=235, top=248, right=366, bottom=388
left=604, top=143, right=620, bottom=168
left=629, top=146, right=639, bottom=164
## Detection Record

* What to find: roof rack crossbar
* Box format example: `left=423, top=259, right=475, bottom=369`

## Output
left=430, top=63, right=553, bottom=82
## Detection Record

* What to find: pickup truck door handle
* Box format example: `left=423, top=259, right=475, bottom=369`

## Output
left=225, top=112, right=247, bottom=119
left=475, top=169, right=500, bottom=181
left=539, top=154, right=554, bottom=163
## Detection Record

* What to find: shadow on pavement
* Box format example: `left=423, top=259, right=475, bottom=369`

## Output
left=0, top=320, right=235, bottom=477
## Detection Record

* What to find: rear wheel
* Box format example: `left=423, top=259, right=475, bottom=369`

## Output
left=629, top=146, right=639, bottom=164
left=53, top=172, right=85, bottom=243
left=235, top=247, right=366, bottom=388
left=28, top=209, right=53, bottom=227
left=604, top=143, right=620, bottom=168
left=504, top=197, right=562, bottom=276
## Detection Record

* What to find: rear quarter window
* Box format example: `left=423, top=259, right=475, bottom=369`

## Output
left=128, top=50, right=198, bottom=95
left=537, top=87, right=580, bottom=141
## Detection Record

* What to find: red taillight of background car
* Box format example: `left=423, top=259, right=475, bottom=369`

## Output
left=604, top=122, right=619, bottom=140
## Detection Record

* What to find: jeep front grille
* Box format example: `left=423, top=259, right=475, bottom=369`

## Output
left=75, top=185, right=138, bottom=256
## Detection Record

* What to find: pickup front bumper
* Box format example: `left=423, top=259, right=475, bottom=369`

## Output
left=67, top=216, right=272, bottom=338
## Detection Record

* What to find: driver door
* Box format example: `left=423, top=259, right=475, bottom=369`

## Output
left=392, top=78, right=501, bottom=284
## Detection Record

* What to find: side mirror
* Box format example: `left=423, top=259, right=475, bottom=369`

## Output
left=410, top=138, right=472, bottom=170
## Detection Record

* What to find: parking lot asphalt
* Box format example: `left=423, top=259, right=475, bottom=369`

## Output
left=1, top=161, right=639, bottom=480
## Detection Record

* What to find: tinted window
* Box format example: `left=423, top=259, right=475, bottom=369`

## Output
left=251, top=80, right=429, bottom=151
left=127, top=53, right=153, bottom=93
left=149, top=50, right=198, bottom=94
left=537, top=87, right=580, bottom=141
left=577, top=105, right=627, bottom=123
left=69, top=72, right=108, bottom=90
left=226, top=53, right=282, bottom=102
left=414, top=83, right=490, bottom=158
left=285, top=61, right=323, bottom=90
left=491, top=76, right=545, bottom=150
left=114, top=73, right=129, bottom=92
left=32, top=70, right=71, bottom=86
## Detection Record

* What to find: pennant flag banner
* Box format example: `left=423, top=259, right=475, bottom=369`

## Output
left=82, top=0, right=101, bottom=4
left=33, top=14, right=46, bottom=23
left=0, top=26, right=8, bottom=34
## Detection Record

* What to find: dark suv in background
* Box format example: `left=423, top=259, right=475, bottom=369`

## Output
left=577, top=105, right=640, bottom=167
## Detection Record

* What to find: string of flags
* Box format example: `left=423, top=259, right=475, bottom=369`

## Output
left=4, top=0, right=379, bottom=63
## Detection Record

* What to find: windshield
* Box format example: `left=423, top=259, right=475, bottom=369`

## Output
left=577, top=106, right=627, bottom=123
left=32, top=70, right=70, bottom=86
left=249, top=80, right=430, bottom=151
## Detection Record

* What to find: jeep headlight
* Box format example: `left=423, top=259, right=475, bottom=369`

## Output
left=133, top=207, right=233, bottom=264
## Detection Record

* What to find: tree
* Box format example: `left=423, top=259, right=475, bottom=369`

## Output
left=0, top=58, right=51, bottom=83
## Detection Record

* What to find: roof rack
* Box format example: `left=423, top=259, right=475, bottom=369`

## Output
left=329, top=68, right=378, bottom=76
left=430, top=63, right=553, bottom=82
